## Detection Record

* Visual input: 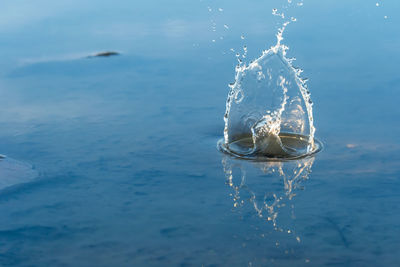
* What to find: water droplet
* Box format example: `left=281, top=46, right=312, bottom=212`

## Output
left=235, top=90, right=244, bottom=103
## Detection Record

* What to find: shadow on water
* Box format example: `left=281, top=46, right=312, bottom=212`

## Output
left=87, top=51, right=120, bottom=58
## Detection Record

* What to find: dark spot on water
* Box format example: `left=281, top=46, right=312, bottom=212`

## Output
left=134, top=191, right=148, bottom=196
left=156, top=255, right=167, bottom=261
left=81, top=241, right=120, bottom=250
left=160, top=227, right=180, bottom=237
left=159, top=225, right=199, bottom=239
left=324, top=217, right=350, bottom=248
left=187, top=172, right=206, bottom=178
left=87, top=51, right=120, bottom=58
left=0, top=226, right=62, bottom=242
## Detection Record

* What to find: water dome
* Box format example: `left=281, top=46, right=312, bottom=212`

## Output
left=219, top=35, right=321, bottom=160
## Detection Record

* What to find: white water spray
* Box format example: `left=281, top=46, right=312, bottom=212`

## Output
left=220, top=9, right=320, bottom=160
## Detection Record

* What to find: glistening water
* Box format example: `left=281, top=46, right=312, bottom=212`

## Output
left=0, top=0, right=400, bottom=266
left=220, top=21, right=320, bottom=160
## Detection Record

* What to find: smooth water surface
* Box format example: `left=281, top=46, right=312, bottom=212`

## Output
left=0, top=0, right=400, bottom=266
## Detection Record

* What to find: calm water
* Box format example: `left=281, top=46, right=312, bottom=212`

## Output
left=0, top=0, right=400, bottom=266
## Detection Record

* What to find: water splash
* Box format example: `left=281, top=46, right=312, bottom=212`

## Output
left=219, top=21, right=321, bottom=160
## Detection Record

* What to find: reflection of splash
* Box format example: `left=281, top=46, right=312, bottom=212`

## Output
left=222, top=155, right=314, bottom=239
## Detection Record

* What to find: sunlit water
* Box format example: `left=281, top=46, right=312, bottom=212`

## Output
left=219, top=36, right=321, bottom=159
left=0, top=0, right=400, bottom=266
left=219, top=3, right=320, bottom=160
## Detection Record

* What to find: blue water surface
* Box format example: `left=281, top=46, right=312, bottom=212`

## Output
left=0, top=0, right=399, bottom=266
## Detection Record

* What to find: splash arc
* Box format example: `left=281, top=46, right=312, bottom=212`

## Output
left=219, top=25, right=321, bottom=160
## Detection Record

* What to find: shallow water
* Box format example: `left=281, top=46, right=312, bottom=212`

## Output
left=0, top=0, right=400, bottom=266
